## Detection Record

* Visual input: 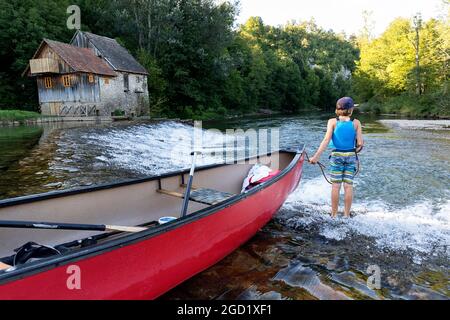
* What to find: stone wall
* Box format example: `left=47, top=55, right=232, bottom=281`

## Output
left=99, top=72, right=149, bottom=117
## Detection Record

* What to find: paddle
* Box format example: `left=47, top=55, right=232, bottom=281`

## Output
left=180, top=150, right=201, bottom=217
left=0, top=220, right=147, bottom=233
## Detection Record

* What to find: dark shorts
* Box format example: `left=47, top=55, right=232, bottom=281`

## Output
left=329, top=151, right=357, bottom=185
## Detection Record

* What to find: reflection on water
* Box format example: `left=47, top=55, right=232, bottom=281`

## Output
left=0, top=115, right=448, bottom=300
left=0, top=126, right=43, bottom=171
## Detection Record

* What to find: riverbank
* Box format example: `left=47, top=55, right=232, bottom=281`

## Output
left=379, top=119, right=450, bottom=130
left=0, top=110, right=41, bottom=124
left=0, top=110, right=153, bottom=126
left=360, top=93, right=450, bottom=119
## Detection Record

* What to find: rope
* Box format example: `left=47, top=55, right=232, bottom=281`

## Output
left=304, top=149, right=361, bottom=185
left=304, top=151, right=333, bottom=185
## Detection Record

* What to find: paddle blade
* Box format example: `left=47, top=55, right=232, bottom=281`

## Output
left=105, top=225, right=148, bottom=233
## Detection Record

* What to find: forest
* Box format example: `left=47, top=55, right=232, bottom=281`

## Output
left=0, top=0, right=448, bottom=119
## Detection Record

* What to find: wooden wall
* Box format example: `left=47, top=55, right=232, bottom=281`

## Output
left=37, top=73, right=101, bottom=103
left=29, top=58, right=59, bottom=74
left=36, top=45, right=73, bottom=74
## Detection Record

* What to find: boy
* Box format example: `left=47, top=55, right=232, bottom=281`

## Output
left=309, top=97, right=364, bottom=218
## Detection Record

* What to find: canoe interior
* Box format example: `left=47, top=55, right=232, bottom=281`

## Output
left=0, top=151, right=295, bottom=259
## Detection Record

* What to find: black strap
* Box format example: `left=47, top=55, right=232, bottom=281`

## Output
left=12, top=242, right=63, bottom=266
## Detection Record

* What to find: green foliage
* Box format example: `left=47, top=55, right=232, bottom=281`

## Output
left=0, top=0, right=73, bottom=109
left=353, top=5, right=449, bottom=117
left=112, top=109, right=125, bottom=116
left=230, top=17, right=357, bottom=114
left=137, top=49, right=167, bottom=116
left=0, top=110, right=41, bottom=122
left=360, top=92, right=450, bottom=118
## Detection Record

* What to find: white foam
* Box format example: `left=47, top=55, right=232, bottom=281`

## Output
left=283, top=177, right=450, bottom=257
left=81, top=122, right=236, bottom=175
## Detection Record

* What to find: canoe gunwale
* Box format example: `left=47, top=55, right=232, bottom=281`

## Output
left=0, top=146, right=305, bottom=285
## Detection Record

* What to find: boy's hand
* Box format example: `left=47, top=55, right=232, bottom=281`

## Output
left=356, top=144, right=364, bottom=153
left=309, top=155, right=319, bottom=164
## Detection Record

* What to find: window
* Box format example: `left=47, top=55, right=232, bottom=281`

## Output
left=123, top=74, right=129, bottom=91
left=104, top=77, right=109, bottom=85
left=136, top=76, right=141, bottom=83
left=88, top=74, right=95, bottom=83
left=44, top=77, right=52, bottom=89
left=62, top=75, right=71, bottom=87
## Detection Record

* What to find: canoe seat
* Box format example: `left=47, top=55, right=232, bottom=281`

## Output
left=157, top=187, right=235, bottom=205
left=188, top=188, right=235, bottom=205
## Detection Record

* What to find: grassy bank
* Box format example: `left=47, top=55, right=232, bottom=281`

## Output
left=360, top=93, right=450, bottom=119
left=0, top=110, right=41, bottom=123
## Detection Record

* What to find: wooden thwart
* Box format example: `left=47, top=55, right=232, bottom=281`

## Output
left=180, top=183, right=198, bottom=190
left=156, top=184, right=199, bottom=198
left=157, top=189, right=184, bottom=198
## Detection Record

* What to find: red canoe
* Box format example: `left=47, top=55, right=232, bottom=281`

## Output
left=0, top=148, right=305, bottom=299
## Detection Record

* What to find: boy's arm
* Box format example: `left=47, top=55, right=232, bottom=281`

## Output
left=354, top=119, right=364, bottom=152
left=309, top=119, right=335, bottom=164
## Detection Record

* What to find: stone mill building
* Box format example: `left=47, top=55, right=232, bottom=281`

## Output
left=24, top=31, right=149, bottom=118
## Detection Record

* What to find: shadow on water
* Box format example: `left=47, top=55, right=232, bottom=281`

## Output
left=0, top=126, right=43, bottom=171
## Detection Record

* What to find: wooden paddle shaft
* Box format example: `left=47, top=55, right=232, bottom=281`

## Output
left=0, top=220, right=147, bottom=233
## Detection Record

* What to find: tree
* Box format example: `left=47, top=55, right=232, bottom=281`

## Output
left=412, top=14, right=423, bottom=95
left=0, top=0, right=73, bottom=109
left=353, top=18, right=416, bottom=98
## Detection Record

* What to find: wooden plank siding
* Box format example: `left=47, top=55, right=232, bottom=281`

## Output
left=29, top=58, right=59, bottom=74
left=37, top=45, right=73, bottom=74
left=47, top=102, right=62, bottom=116
left=37, top=73, right=101, bottom=103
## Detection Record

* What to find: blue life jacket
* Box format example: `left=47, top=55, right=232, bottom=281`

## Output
left=329, top=117, right=356, bottom=151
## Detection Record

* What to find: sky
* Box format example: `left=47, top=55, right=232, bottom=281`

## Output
left=235, top=0, right=445, bottom=36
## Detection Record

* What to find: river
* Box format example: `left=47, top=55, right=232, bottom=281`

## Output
left=0, top=114, right=448, bottom=300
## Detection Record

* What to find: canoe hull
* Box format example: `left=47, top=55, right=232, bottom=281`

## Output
left=0, top=152, right=304, bottom=300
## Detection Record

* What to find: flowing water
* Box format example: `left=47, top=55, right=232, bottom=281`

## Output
left=0, top=114, right=448, bottom=300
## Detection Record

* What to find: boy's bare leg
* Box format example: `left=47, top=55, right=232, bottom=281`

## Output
left=331, top=183, right=341, bottom=217
left=343, top=183, right=353, bottom=217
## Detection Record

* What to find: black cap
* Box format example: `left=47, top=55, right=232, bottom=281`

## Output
left=336, top=97, right=354, bottom=110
